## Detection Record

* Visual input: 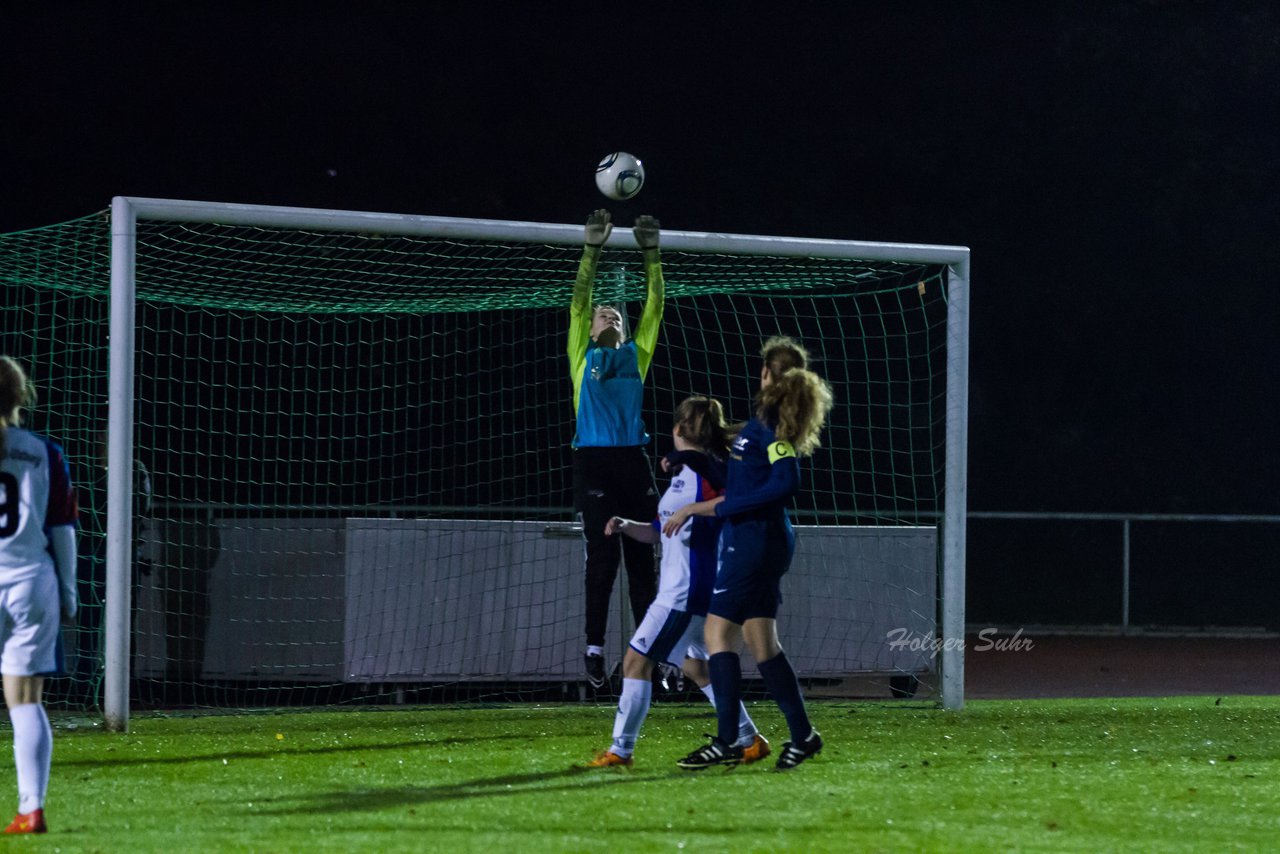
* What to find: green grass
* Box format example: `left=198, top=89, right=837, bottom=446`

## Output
left=19, top=695, right=1280, bottom=852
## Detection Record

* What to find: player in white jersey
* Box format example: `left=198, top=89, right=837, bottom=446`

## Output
left=0, top=357, right=78, bottom=834
left=585, top=397, right=769, bottom=768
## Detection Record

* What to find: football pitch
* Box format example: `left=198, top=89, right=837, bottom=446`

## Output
left=31, top=695, right=1280, bottom=851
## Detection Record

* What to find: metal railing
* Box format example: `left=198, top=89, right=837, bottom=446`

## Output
left=970, top=512, right=1280, bottom=629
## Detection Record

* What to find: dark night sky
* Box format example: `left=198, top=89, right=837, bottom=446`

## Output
left=4, top=2, right=1278, bottom=572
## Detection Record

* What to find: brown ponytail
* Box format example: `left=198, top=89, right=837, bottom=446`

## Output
left=674, top=396, right=732, bottom=456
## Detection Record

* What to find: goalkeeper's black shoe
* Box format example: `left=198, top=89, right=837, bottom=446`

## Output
left=775, top=730, right=824, bottom=770
left=584, top=654, right=607, bottom=689
left=676, top=735, right=743, bottom=770
left=656, top=662, right=684, bottom=692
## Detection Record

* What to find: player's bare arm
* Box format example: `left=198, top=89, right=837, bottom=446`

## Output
left=661, top=495, right=724, bottom=537
left=605, top=515, right=660, bottom=544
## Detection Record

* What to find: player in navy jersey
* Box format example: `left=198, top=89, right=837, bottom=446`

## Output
left=568, top=209, right=664, bottom=688
left=0, top=357, right=79, bottom=833
left=664, top=337, right=834, bottom=771
left=585, top=397, right=769, bottom=768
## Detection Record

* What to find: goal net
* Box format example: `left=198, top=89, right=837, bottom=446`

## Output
left=0, top=199, right=969, bottom=726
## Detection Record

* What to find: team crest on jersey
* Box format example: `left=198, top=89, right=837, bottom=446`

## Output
left=588, top=351, right=640, bottom=384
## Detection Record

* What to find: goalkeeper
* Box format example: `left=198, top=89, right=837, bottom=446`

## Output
left=568, top=209, right=663, bottom=689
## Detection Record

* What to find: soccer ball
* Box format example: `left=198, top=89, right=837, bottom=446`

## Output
left=595, top=152, right=645, bottom=201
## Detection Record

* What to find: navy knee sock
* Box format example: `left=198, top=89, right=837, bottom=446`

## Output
left=708, top=652, right=742, bottom=746
left=757, top=651, right=812, bottom=743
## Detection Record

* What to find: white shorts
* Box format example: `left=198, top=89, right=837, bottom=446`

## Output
left=0, top=570, right=60, bottom=676
left=629, top=603, right=708, bottom=668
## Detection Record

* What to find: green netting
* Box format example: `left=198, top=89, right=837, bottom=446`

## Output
left=3, top=212, right=939, bottom=313
left=1, top=207, right=952, bottom=713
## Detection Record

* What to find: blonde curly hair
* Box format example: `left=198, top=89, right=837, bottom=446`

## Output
left=754, top=337, right=832, bottom=457
left=0, top=356, right=36, bottom=456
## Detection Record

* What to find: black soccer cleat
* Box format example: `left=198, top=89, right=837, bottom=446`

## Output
left=775, top=730, right=824, bottom=770
left=584, top=653, right=607, bottom=689
left=676, top=735, right=743, bottom=770
left=656, top=662, right=684, bottom=693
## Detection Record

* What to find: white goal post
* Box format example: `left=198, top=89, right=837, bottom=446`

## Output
left=100, top=196, right=970, bottom=730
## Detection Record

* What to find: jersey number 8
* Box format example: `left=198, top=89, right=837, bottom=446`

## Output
left=0, top=472, right=20, bottom=538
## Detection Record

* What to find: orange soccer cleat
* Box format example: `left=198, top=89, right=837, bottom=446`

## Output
left=3, top=808, right=46, bottom=834
left=586, top=750, right=634, bottom=768
left=739, top=733, right=772, bottom=765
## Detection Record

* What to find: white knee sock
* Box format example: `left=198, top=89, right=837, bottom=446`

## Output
left=700, top=683, right=759, bottom=745
left=610, top=677, right=652, bottom=757
left=9, top=703, right=51, bottom=814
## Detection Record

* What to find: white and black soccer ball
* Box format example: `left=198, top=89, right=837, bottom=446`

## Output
left=595, top=152, right=645, bottom=201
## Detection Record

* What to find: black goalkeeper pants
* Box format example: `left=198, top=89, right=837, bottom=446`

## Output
left=573, top=446, right=659, bottom=647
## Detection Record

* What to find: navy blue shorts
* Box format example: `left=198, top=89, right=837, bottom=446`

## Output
left=708, top=518, right=795, bottom=625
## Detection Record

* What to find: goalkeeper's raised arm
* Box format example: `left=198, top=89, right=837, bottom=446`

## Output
left=631, top=214, right=664, bottom=377
left=566, top=210, right=666, bottom=690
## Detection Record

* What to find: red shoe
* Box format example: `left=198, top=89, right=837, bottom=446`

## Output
left=586, top=750, right=633, bottom=768
left=3, top=809, right=46, bottom=834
